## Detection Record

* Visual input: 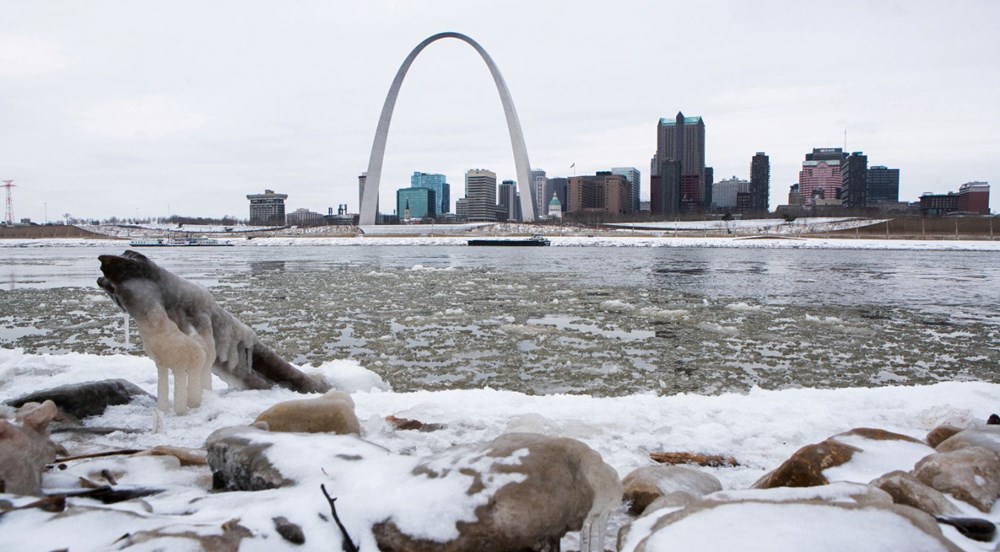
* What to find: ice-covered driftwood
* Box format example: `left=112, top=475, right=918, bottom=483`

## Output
left=97, top=250, right=329, bottom=414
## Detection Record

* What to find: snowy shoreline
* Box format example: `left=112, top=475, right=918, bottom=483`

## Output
left=1, top=235, right=999, bottom=251
left=2, top=348, right=1000, bottom=550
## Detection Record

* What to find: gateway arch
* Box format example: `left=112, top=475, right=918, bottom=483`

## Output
left=359, top=32, right=537, bottom=225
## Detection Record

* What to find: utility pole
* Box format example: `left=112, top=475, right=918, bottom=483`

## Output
left=2, top=180, right=15, bottom=224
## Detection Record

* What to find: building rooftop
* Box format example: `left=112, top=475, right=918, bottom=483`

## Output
left=660, top=116, right=703, bottom=126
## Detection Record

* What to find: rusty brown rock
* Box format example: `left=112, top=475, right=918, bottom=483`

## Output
left=926, top=425, right=963, bottom=449
left=622, top=465, right=721, bottom=516
left=649, top=452, right=739, bottom=467
left=385, top=415, right=445, bottom=432
left=254, top=390, right=360, bottom=435
left=753, top=439, right=860, bottom=489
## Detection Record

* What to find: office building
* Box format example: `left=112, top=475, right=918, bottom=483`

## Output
left=498, top=180, right=518, bottom=222
left=867, top=166, right=900, bottom=205
left=655, top=112, right=707, bottom=211
left=712, top=177, right=750, bottom=210
left=750, top=152, right=770, bottom=214
left=464, top=169, right=497, bottom=222
left=651, top=160, right=682, bottom=216
left=286, top=208, right=326, bottom=226
left=958, top=182, right=990, bottom=214
left=566, top=172, right=631, bottom=215
left=247, top=189, right=288, bottom=226
left=799, top=148, right=847, bottom=206
left=919, top=193, right=959, bottom=216
left=411, top=172, right=450, bottom=215
left=840, top=152, right=868, bottom=208
left=396, top=187, right=436, bottom=221
left=611, top=167, right=641, bottom=213
left=531, top=169, right=548, bottom=220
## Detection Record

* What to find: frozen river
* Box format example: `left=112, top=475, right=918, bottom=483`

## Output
left=1, top=243, right=998, bottom=395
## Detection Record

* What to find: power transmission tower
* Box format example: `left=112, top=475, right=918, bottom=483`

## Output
left=2, top=180, right=15, bottom=224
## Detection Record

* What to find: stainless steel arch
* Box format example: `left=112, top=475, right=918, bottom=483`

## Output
left=359, top=32, right=536, bottom=225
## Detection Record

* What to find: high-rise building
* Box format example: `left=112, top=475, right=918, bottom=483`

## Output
left=396, top=187, right=436, bottom=221
left=357, top=173, right=366, bottom=214
left=867, top=166, right=900, bottom=205
left=750, top=152, right=770, bottom=214
left=464, top=169, right=497, bottom=222
left=247, top=189, right=288, bottom=226
left=958, top=182, right=990, bottom=214
left=566, top=172, right=631, bottom=215
left=498, top=180, right=518, bottom=222
left=530, top=169, right=547, bottom=220
left=712, top=177, right=750, bottom=210
left=611, top=167, right=641, bottom=213
left=656, top=112, right=707, bottom=211
left=704, top=166, right=714, bottom=210
left=798, top=148, right=847, bottom=206
left=840, top=152, right=868, bottom=209
left=411, top=172, right=450, bottom=215
left=919, top=193, right=959, bottom=216
left=651, top=160, right=682, bottom=216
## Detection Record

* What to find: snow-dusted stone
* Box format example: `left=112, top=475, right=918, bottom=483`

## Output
left=871, top=470, right=962, bottom=517
left=5, top=379, right=152, bottom=419
left=935, top=425, right=1000, bottom=454
left=926, top=424, right=963, bottom=449
left=205, top=425, right=294, bottom=491
left=372, top=433, right=622, bottom=552
left=622, top=465, right=721, bottom=516
left=754, top=428, right=932, bottom=489
left=620, top=500, right=961, bottom=552
left=253, top=390, right=360, bottom=435
left=913, top=446, right=1000, bottom=513
left=0, top=401, right=60, bottom=495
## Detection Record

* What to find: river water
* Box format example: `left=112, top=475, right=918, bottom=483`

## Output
left=1, top=245, right=998, bottom=396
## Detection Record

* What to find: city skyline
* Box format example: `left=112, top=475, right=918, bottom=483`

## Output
left=1, top=1, right=998, bottom=222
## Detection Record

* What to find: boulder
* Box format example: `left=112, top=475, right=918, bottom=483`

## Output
left=254, top=390, right=360, bottom=435
left=871, top=470, right=961, bottom=517
left=372, top=433, right=621, bottom=552
left=0, top=401, right=60, bottom=495
left=620, top=500, right=961, bottom=552
left=622, top=465, right=721, bottom=516
left=926, top=425, right=963, bottom=449
left=753, top=438, right=859, bottom=488
left=754, top=427, right=933, bottom=489
left=205, top=426, right=294, bottom=491
left=913, top=446, right=1000, bottom=513
left=5, top=379, right=152, bottom=419
left=935, top=425, right=1000, bottom=454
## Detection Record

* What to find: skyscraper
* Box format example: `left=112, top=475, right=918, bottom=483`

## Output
left=840, top=152, right=868, bottom=209
left=498, top=180, right=518, bottom=222
left=464, top=169, right=497, bottom=222
left=655, top=112, right=706, bottom=211
left=530, top=169, right=547, bottom=220
left=799, top=148, right=847, bottom=206
left=411, top=172, right=450, bottom=215
left=396, top=187, right=436, bottom=221
left=867, top=166, right=900, bottom=205
left=611, top=167, right=641, bottom=213
left=750, top=152, right=770, bottom=214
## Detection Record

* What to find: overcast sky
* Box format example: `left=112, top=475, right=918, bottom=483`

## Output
left=2, top=0, right=998, bottom=222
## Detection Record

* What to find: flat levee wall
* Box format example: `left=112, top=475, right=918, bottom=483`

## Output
left=827, top=216, right=998, bottom=239
left=0, top=225, right=116, bottom=239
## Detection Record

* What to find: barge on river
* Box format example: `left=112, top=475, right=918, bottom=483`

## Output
left=467, top=235, right=550, bottom=247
